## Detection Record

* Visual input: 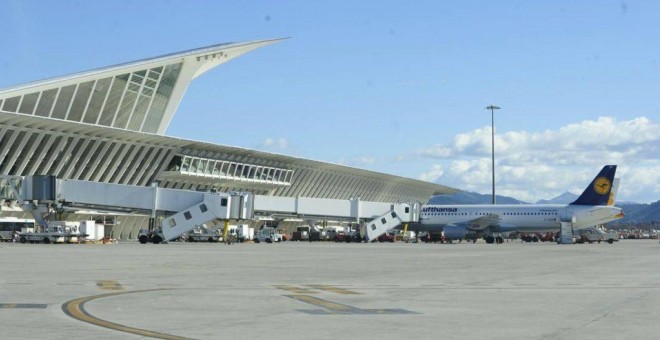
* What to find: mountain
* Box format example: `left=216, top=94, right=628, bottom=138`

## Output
left=536, top=191, right=640, bottom=205
left=428, top=191, right=526, bottom=205
left=614, top=201, right=660, bottom=224
left=536, top=192, right=578, bottom=204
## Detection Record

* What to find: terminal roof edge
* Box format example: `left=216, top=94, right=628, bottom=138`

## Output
left=0, top=38, right=286, bottom=135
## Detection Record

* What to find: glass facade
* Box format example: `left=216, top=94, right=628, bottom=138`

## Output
left=171, top=155, right=294, bottom=186
left=0, top=63, right=182, bottom=134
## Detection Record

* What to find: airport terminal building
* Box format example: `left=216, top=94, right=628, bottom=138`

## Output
left=0, top=39, right=455, bottom=239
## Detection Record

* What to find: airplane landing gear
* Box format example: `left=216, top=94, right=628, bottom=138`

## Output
left=486, top=235, right=504, bottom=244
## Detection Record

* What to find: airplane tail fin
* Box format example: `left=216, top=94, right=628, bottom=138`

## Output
left=570, top=165, right=617, bottom=206
left=608, top=178, right=620, bottom=206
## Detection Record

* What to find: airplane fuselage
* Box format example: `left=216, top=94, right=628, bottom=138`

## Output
left=411, top=204, right=624, bottom=234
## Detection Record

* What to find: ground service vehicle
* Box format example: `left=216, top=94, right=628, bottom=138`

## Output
left=185, top=226, right=221, bottom=242
left=377, top=231, right=395, bottom=242
left=309, top=231, right=322, bottom=241
left=576, top=227, right=618, bottom=244
left=0, top=218, right=34, bottom=242
left=291, top=226, right=310, bottom=241
left=334, top=229, right=363, bottom=243
left=254, top=228, right=283, bottom=243
left=18, top=222, right=82, bottom=244
left=231, top=224, right=252, bottom=242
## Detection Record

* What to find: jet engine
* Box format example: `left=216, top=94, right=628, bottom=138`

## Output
left=444, top=224, right=468, bottom=240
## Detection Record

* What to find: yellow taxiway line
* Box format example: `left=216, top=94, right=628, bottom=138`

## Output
left=62, top=289, right=192, bottom=340
left=304, top=284, right=361, bottom=295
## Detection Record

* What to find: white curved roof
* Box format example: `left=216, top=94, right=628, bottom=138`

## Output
left=0, top=39, right=285, bottom=134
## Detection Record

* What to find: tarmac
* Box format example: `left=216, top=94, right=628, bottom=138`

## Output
left=1, top=239, right=659, bottom=340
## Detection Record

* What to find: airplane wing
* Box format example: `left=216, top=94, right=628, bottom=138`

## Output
left=442, top=214, right=500, bottom=231
left=465, top=213, right=500, bottom=230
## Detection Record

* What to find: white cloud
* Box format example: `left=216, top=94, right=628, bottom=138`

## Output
left=418, top=165, right=444, bottom=182
left=259, top=137, right=289, bottom=151
left=338, top=156, right=378, bottom=166
left=354, top=156, right=376, bottom=164
left=617, top=166, right=660, bottom=203
left=262, top=138, right=275, bottom=147
left=277, top=138, right=288, bottom=149
left=417, top=116, right=660, bottom=203
left=421, top=117, right=659, bottom=166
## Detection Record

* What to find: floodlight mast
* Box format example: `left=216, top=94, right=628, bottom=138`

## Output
left=485, top=105, right=500, bottom=205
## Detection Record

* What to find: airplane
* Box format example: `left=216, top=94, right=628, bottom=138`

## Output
left=405, top=165, right=625, bottom=244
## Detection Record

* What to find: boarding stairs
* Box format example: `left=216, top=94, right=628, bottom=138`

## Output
left=364, top=204, right=416, bottom=242
left=161, top=193, right=253, bottom=241
left=558, top=221, right=574, bottom=244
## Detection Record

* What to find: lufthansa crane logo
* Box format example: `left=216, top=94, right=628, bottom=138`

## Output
left=593, top=177, right=611, bottom=195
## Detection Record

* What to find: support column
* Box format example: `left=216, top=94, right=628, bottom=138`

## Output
left=222, top=220, right=230, bottom=244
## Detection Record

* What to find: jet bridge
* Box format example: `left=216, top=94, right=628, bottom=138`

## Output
left=253, top=196, right=419, bottom=241
left=2, top=175, right=419, bottom=242
left=4, top=175, right=253, bottom=241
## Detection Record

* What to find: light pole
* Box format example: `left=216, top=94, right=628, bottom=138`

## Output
left=485, top=105, right=500, bottom=205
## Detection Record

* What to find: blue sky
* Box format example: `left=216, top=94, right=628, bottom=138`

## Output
left=2, top=0, right=659, bottom=203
